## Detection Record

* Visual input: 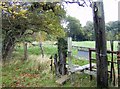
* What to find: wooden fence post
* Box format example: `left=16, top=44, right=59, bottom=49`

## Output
left=58, top=38, right=67, bottom=75
left=118, top=2, right=120, bottom=86
left=92, top=0, right=108, bottom=88
left=110, top=40, right=115, bottom=86
left=89, top=48, right=92, bottom=80
left=68, top=37, right=72, bottom=68
left=118, top=41, right=120, bottom=87
left=117, top=54, right=120, bottom=87
left=54, top=54, right=59, bottom=76
left=24, top=42, right=28, bottom=60
left=39, top=42, right=44, bottom=58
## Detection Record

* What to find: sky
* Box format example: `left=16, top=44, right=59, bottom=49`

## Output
left=65, top=0, right=119, bottom=26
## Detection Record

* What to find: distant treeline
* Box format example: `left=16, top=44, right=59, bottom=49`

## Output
left=65, top=16, right=119, bottom=41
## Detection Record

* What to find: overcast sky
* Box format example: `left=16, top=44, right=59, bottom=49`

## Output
left=65, top=0, right=119, bottom=26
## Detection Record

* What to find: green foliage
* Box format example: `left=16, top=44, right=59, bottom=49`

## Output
left=65, top=16, right=85, bottom=41
left=83, top=21, right=94, bottom=41
left=1, top=2, right=66, bottom=59
left=106, top=21, right=120, bottom=41
left=58, top=38, right=68, bottom=57
left=83, top=21, right=119, bottom=41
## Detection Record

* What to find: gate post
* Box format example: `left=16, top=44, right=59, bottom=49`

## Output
left=92, top=0, right=108, bottom=88
left=68, top=37, right=72, bottom=68
left=118, top=41, right=120, bottom=87
left=58, top=38, right=67, bottom=75
left=117, top=54, right=120, bottom=87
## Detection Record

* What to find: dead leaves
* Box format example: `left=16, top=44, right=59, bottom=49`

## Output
left=9, top=73, right=40, bottom=87
left=20, top=73, right=40, bottom=79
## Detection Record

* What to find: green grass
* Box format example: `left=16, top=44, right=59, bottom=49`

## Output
left=15, top=41, right=118, bottom=57
left=72, top=41, right=118, bottom=51
left=15, top=45, right=57, bottom=56
left=2, top=41, right=119, bottom=87
left=2, top=58, right=50, bottom=87
left=72, top=59, right=89, bottom=66
left=2, top=58, right=96, bottom=87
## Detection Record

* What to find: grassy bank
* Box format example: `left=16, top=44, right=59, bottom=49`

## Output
left=2, top=56, right=96, bottom=87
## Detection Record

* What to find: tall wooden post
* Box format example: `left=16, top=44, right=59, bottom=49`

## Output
left=92, top=0, right=108, bottom=88
left=68, top=37, right=72, bottom=68
left=118, top=41, right=120, bottom=87
left=110, top=40, right=115, bottom=86
left=118, top=1, right=120, bottom=87
left=58, top=38, right=67, bottom=75
left=89, top=49, right=92, bottom=80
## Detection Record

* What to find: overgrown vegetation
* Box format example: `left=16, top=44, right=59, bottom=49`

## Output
left=2, top=55, right=96, bottom=87
left=1, top=0, right=119, bottom=88
left=2, top=41, right=118, bottom=87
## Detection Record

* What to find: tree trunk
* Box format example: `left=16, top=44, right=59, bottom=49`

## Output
left=2, top=36, right=15, bottom=60
left=2, top=29, right=25, bottom=61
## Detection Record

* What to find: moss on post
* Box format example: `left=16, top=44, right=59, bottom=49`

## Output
left=58, top=38, right=67, bottom=75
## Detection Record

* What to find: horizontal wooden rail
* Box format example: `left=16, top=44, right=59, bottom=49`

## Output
left=72, top=46, right=119, bottom=54
left=89, top=48, right=118, bottom=54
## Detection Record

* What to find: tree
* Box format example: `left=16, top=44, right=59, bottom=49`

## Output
left=65, top=16, right=85, bottom=41
left=83, top=21, right=94, bottom=40
left=83, top=21, right=120, bottom=41
left=1, top=2, right=66, bottom=60
left=105, top=21, right=119, bottom=40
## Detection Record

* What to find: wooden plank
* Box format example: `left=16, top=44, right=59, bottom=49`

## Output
left=70, top=66, right=83, bottom=73
left=56, top=75, right=70, bottom=85
left=68, top=63, right=96, bottom=73
left=89, top=48, right=118, bottom=54
left=81, top=63, right=96, bottom=69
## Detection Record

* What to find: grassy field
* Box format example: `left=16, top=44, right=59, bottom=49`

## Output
left=14, top=44, right=57, bottom=57
left=72, top=41, right=118, bottom=62
left=2, top=41, right=119, bottom=87
left=72, top=41, right=118, bottom=51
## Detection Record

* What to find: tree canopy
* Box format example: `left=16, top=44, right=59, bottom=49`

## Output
left=1, top=2, right=66, bottom=59
left=105, top=21, right=120, bottom=41
left=83, top=21, right=94, bottom=41
left=65, top=16, right=85, bottom=41
left=83, top=21, right=119, bottom=41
